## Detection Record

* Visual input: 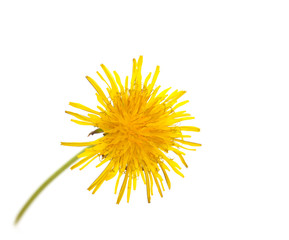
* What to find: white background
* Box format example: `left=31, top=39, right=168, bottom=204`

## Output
left=1, top=0, right=289, bottom=239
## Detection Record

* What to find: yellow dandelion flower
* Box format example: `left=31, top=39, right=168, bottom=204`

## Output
left=14, top=56, right=201, bottom=225
left=61, top=56, right=201, bottom=203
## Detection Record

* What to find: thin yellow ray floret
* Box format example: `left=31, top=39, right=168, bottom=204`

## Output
left=85, top=76, right=109, bottom=105
left=69, top=102, right=100, bottom=115
left=157, top=160, right=171, bottom=189
left=179, top=126, right=200, bottom=132
left=71, top=119, right=95, bottom=126
left=130, top=58, right=137, bottom=89
left=100, top=64, right=119, bottom=93
left=147, top=66, right=160, bottom=93
left=71, top=154, right=99, bottom=170
left=133, top=173, right=137, bottom=190
left=175, top=139, right=202, bottom=147
left=173, top=100, right=190, bottom=110
left=152, top=171, right=163, bottom=197
left=143, top=72, right=152, bottom=87
left=96, top=71, right=111, bottom=89
left=61, top=141, right=97, bottom=147
left=127, top=173, right=132, bottom=203
left=116, top=170, right=129, bottom=204
left=113, top=71, right=124, bottom=92
left=114, top=172, right=122, bottom=194
left=65, top=111, right=94, bottom=123
left=143, top=167, right=151, bottom=203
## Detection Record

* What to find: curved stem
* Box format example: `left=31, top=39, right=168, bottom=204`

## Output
left=14, top=148, right=87, bottom=225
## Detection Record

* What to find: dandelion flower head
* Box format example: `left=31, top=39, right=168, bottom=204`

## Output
left=61, top=56, right=201, bottom=203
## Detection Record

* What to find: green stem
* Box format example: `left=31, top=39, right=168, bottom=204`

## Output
left=14, top=148, right=87, bottom=225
